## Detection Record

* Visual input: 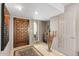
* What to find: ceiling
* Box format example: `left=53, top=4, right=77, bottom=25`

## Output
left=5, top=3, right=70, bottom=20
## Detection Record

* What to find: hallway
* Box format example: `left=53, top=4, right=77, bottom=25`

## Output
left=0, top=3, right=79, bottom=56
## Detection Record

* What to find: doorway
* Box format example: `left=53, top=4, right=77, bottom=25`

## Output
left=13, top=17, right=29, bottom=48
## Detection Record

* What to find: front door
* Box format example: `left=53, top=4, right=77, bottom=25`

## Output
left=14, top=17, right=29, bottom=48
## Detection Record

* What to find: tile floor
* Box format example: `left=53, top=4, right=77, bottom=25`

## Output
left=11, top=42, right=65, bottom=56
left=33, top=42, right=65, bottom=56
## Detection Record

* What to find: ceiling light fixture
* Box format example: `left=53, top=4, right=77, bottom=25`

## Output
left=35, top=11, right=38, bottom=15
left=15, top=5, right=22, bottom=11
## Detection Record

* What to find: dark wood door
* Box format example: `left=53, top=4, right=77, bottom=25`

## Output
left=14, top=17, right=29, bottom=48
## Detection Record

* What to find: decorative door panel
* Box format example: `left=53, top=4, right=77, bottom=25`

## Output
left=14, top=17, right=29, bottom=48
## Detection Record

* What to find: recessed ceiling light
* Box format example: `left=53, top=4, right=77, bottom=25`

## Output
left=15, top=5, right=22, bottom=11
left=35, top=11, right=38, bottom=15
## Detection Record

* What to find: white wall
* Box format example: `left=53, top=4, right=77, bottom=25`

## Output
left=28, top=20, right=35, bottom=44
left=9, top=16, right=13, bottom=51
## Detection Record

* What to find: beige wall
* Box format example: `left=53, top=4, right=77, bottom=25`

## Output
left=50, top=14, right=64, bottom=53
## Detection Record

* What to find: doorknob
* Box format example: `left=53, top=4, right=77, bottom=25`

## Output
left=70, top=37, right=75, bottom=39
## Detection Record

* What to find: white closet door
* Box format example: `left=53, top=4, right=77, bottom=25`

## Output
left=63, top=5, right=76, bottom=55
